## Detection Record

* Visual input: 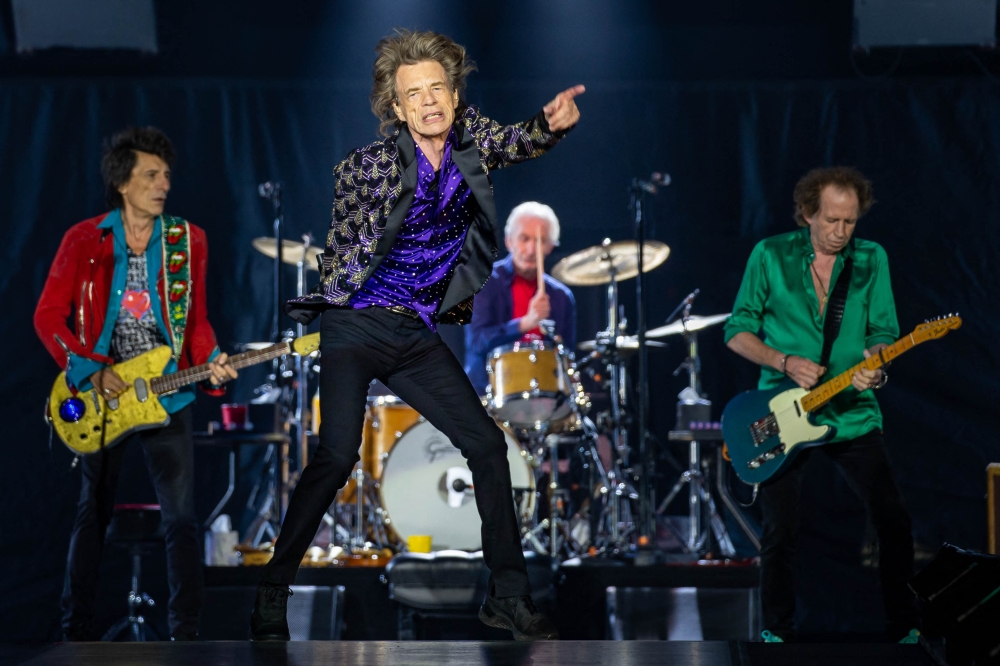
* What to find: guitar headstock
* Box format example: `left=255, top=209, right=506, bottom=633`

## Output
left=912, top=314, right=962, bottom=343
left=292, top=332, right=321, bottom=356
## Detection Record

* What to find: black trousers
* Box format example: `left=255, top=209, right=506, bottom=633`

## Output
left=758, top=429, right=917, bottom=639
left=262, top=307, right=530, bottom=597
left=61, top=405, right=203, bottom=638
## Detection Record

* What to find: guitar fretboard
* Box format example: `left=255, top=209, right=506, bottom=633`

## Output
left=799, top=335, right=914, bottom=413
left=150, top=343, right=290, bottom=395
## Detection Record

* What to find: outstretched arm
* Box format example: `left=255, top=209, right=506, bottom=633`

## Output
left=543, top=84, right=585, bottom=132
left=470, top=85, right=585, bottom=171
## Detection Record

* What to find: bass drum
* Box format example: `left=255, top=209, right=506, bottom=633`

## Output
left=379, top=420, right=535, bottom=551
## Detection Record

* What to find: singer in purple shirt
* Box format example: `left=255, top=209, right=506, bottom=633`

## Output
left=252, top=30, right=583, bottom=642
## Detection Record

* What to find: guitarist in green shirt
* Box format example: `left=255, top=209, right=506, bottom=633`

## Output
left=724, top=167, right=919, bottom=643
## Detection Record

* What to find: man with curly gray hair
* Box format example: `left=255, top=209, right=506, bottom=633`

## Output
left=252, top=29, right=583, bottom=641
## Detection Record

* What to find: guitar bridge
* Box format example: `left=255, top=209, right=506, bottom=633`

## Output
left=749, top=413, right=780, bottom=446
left=747, top=443, right=786, bottom=469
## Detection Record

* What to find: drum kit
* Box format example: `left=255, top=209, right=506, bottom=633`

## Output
left=245, top=228, right=736, bottom=565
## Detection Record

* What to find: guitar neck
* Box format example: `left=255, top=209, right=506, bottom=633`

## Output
left=150, top=343, right=291, bottom=395
left=799, top=334, right=915, bottom=413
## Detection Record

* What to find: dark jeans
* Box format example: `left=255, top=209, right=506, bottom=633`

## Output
left=262, top=307, right=530, bottom=597
left=758, top=429, right=918, bottom=639
left=61, top=405, right=203, bottom=638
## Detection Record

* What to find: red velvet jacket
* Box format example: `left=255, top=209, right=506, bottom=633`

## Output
left=34, top=212, right=223, bottom=396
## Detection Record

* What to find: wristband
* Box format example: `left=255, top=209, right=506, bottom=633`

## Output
left=780, top=354, right=790, bottom=375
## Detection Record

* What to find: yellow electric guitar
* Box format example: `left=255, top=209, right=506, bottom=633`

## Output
left=48, top=333, right=320, bottom=455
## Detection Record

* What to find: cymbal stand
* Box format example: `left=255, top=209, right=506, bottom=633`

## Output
left=292, top=234, right=313, bottom=478
left=585, top=245, right=642, bottom=553
left=655, top=302, right=736, bottom=557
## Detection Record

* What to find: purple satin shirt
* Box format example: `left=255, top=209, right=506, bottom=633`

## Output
left=349, top=130, right=473, bottom=330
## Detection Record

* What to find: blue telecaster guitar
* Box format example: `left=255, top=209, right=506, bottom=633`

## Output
left=722, top=315, right=961, bottom=484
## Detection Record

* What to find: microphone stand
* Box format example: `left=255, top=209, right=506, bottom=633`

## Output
left=628, top=179, right=654, bottom=555
left=258, top=182, right=288, bottom=519
left=258, top=182, right=284, bottom=343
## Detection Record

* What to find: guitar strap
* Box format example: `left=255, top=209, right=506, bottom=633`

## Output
left=161, top=216, right=192, bottom=360
left=818, top=240, right=855, bottom=369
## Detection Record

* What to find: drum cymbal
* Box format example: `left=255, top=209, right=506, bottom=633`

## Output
left=646, top=313, right=731, bottom=338
left=576, top=336, right=669, bottom=353
left=252, top=237, right=323, bottom=270
left=551, top=239, right=670, bottom=287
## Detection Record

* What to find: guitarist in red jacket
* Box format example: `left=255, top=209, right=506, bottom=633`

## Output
left=34, top=127, right=236, bottom=641
left=724, top=167, right=919, bottom=643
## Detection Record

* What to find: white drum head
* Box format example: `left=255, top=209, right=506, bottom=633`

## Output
left=379, top=420, right=531, bottom=551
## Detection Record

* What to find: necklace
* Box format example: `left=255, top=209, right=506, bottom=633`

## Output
left=810, top=261, right=829, bottom=312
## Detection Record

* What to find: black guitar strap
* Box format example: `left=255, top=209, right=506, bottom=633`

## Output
left=818, top=240, right=855, bottom=369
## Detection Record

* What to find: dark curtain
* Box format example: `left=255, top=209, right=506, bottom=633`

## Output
left=1, top=77, right=997, bottom=640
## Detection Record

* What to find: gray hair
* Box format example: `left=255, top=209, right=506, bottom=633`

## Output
left=370, top=29, right=477, bottom=137
left=504, top=202, right=561, bottom=246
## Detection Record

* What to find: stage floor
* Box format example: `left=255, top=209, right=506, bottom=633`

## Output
left=11, top=640, right=936, bottom=666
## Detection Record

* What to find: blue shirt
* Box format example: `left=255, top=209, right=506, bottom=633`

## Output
left=349, top=130, right=474, bottom=331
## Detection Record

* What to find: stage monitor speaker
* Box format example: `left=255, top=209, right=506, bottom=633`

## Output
left=853, top=0, right=997, bottom=48
left=989, top=463, right=1000, bottom=555
left=910, top=543, right=1000, bottom=665
left=200, top=585, right=344, bottom=640
left=11, top=0, right=157, bottom=53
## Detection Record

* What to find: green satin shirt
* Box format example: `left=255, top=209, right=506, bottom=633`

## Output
left=723, top=227, right=899, bottom=442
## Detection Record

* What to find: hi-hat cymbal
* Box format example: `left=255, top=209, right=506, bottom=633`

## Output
left=551, top=240, right=670, bottom=287
left=577, top=336, right=669, bottom=353
left=646, top=313, right=731, bottom=338
left=252, top=237, right=323, bottom=270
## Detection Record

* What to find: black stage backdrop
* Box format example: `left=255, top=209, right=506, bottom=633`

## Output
left=1, top=76, right=998, bottom=640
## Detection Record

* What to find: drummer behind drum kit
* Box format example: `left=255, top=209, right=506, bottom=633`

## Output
left=249, top=233, right=734, bottom=565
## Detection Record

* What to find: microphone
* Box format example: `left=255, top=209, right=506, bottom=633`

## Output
left=452, top=478, right=472, bottom=492
left=682, top=288, right=700, bottom=306
left=634, top=172, right=672, bottom=195
left=258, top=181, right=281, bottom=199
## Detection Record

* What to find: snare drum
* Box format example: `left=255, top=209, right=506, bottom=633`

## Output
left=486, top=340, right=577, bottom=429
left=379, top=420, right=535, bottom=551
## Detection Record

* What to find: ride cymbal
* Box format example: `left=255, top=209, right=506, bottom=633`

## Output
left=551, top=239, right=669, bottom=287
left=252, top=237, right=323, bottom=270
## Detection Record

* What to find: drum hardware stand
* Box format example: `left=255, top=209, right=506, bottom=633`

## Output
left=243, top=442, right=281, bottom=547
left=336, top=464, right=392, bottom=552
left=653, top=293, right=738, bottom=556
left=292, top=234, right=313, bottom=477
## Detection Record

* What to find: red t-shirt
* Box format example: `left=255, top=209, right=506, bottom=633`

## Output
left=511, top=273, right=542, bottom=340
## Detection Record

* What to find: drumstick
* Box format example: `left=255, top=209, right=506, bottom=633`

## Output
left=535, top=228, right=545, bottom=296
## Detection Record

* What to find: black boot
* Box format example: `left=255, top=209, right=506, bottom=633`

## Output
left=479, top=594, right=559, bottom=641
left=250, top=581, right=293, bottom=641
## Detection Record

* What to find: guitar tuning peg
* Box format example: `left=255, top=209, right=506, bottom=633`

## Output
left=924, top=319, right=929, bottom=323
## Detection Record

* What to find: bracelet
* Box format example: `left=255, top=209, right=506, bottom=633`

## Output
left=780, top=354, right=790, bottom=375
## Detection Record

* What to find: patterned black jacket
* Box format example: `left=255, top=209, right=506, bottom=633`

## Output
left=286, top=105, right=569, bottom=325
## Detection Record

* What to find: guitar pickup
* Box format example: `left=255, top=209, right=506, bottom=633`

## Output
left=134, top=377, right=148, bottom=403
left=747, top=443, right=786, bottom=469
left=749, top=413, right=780, bottom=446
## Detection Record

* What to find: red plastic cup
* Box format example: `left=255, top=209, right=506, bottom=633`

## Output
left=221, top=403, right=248, bottom=431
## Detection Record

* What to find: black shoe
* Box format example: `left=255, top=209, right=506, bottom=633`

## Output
left=250, top=581, right=293, bottom=641
left=479, top=594, right=559, bottom=641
